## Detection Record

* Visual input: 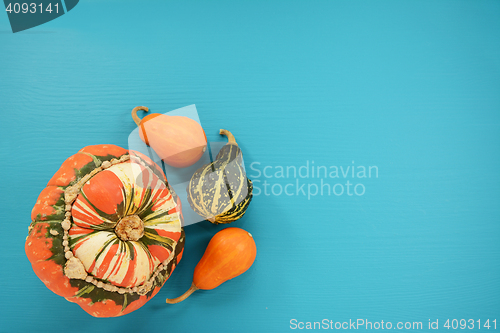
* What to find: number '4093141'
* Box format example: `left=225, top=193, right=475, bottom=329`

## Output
left=5, top=3, right=59, bottom=14
left=443, top=319, right=496, bottom=330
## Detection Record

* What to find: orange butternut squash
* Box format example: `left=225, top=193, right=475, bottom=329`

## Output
left=132, top=106, right=207, bottom=168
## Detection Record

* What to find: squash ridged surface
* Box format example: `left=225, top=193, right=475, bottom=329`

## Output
left=187, top=143, right=253, bottom=224
left=26, top=144, right=184, bottom=317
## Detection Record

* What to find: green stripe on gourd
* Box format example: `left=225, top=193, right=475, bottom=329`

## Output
left=187, top=129, right=253, bottom=225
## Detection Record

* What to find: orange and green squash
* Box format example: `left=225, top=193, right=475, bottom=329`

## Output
left=26, top=144, right=185, bottom=317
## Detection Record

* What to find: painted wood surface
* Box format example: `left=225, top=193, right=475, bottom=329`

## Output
left=0, top=1, right=499, bottom=332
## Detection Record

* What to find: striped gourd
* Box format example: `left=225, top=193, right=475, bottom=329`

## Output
left=187, top=129, right=253, bottom=224
left=26, top=145, right=184, bottom=317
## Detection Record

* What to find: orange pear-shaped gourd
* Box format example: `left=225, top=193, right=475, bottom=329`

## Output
left=166, top=227, right=257, bottom=304
left=132, top=106, right=207, bottom=168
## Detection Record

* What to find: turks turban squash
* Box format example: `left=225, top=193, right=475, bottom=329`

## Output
left=26, top=144, right=185, bottom=317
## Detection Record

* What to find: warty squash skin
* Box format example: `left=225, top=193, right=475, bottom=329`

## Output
left=132, top=106, right=207, bottom=168
left=186, top=129, right=253, bottom=224
left=26, top=144, right=185, bottom=317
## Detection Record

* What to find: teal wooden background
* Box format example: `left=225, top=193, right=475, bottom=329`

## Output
left=0, top=1, right=499, bottom=332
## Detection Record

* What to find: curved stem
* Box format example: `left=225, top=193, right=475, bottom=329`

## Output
left=131, top=106, right=149, bottom=126
left=166, top=283, right=199, bottom=304
left=219, top=129, right=237, bottom=146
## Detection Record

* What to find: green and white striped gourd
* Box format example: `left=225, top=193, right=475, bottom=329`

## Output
left=186, top=129, right=253, bottom=224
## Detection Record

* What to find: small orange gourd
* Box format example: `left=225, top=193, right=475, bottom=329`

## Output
left=132, top=106, right=207, bottom=168
left=166, top=227, right=257, bottom=304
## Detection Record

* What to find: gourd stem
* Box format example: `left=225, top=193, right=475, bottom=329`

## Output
left=166, top=283, right=199, bottom=304
left=220, top=129, right=237, bottom=145
left=131, top=106, right=149, bottom=126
